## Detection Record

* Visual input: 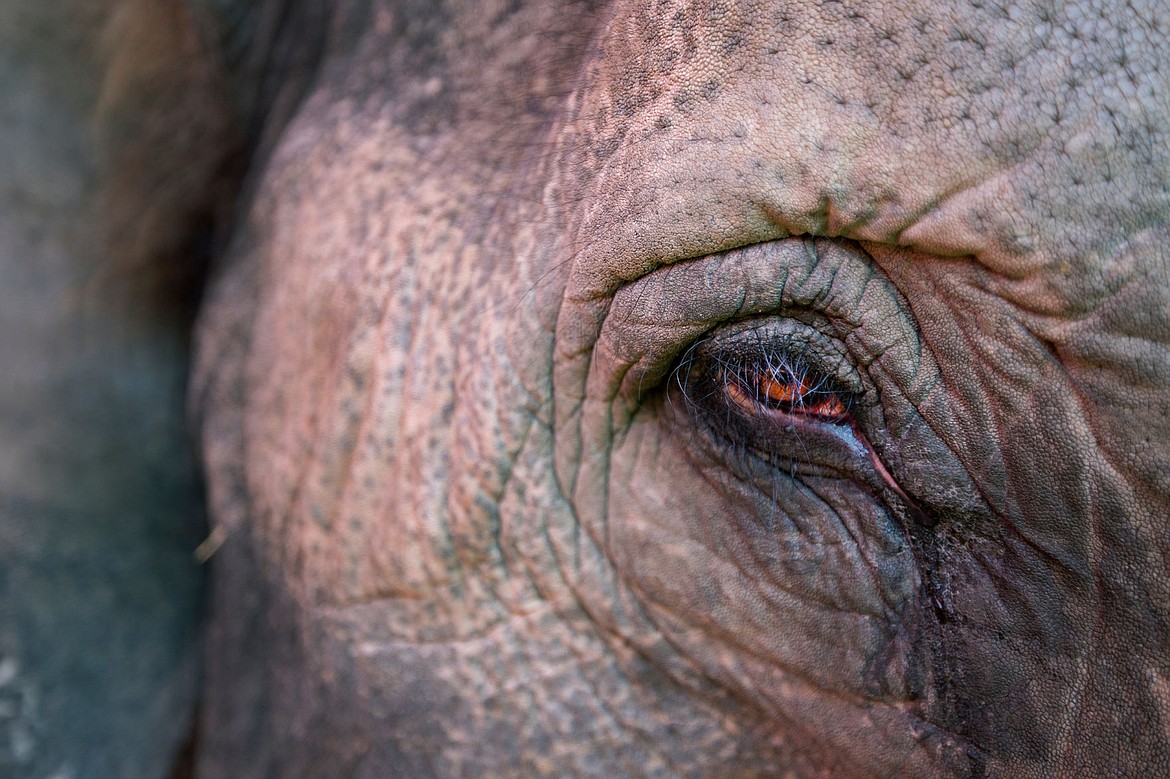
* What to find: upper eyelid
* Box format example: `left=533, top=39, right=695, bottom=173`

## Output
left=698, top=317, right=864, bottom=394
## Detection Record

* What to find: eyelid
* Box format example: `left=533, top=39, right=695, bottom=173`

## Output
left=697, top=316, right=863, bottom=394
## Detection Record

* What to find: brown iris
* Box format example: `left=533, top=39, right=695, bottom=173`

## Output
left=722, top=362, right=849, bottom=422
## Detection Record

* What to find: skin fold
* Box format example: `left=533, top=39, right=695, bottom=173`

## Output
left=4, top=0, right=1168, bottom=776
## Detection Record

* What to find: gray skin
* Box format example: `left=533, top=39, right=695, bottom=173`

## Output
left=5, top=0, right=1170, bottom=776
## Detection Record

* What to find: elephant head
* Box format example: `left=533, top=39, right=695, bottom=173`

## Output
left=4, top=0, right=1167, bottom=776
left=187, top=0, right=1170, bottom=775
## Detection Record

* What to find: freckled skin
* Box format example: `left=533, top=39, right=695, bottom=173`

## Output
left=5, top=0, right=1169, bottom=776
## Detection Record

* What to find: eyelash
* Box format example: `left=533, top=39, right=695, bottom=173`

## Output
left=668, top=327, right=943, bottom=531
left=715, top=353, right=852, bottom=423
left=674, top=338, right=855, bottom=425
left=668, top=330, right=863, bottom=474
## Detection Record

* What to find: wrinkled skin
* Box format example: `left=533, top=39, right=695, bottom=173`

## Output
left=5, top=0, right=1170, bottom=776
left=192, top=0, right=1170, bottom=774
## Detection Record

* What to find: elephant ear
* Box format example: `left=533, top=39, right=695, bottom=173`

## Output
left=0, top=0, right=310, bottom=775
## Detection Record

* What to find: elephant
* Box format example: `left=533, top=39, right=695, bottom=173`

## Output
left=2, top=0, right=1169, bottom=776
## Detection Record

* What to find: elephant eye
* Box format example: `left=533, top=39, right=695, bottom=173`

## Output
left=671, top=318, right=864, bottom=469
left=719, top=359, right=850, bottom=422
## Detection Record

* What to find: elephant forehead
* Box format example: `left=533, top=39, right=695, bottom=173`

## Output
left=553, top=0, right=1170, bottom=311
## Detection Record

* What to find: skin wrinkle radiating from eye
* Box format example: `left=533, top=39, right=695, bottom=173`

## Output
left=882, top=246, right=1157, bottom=755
